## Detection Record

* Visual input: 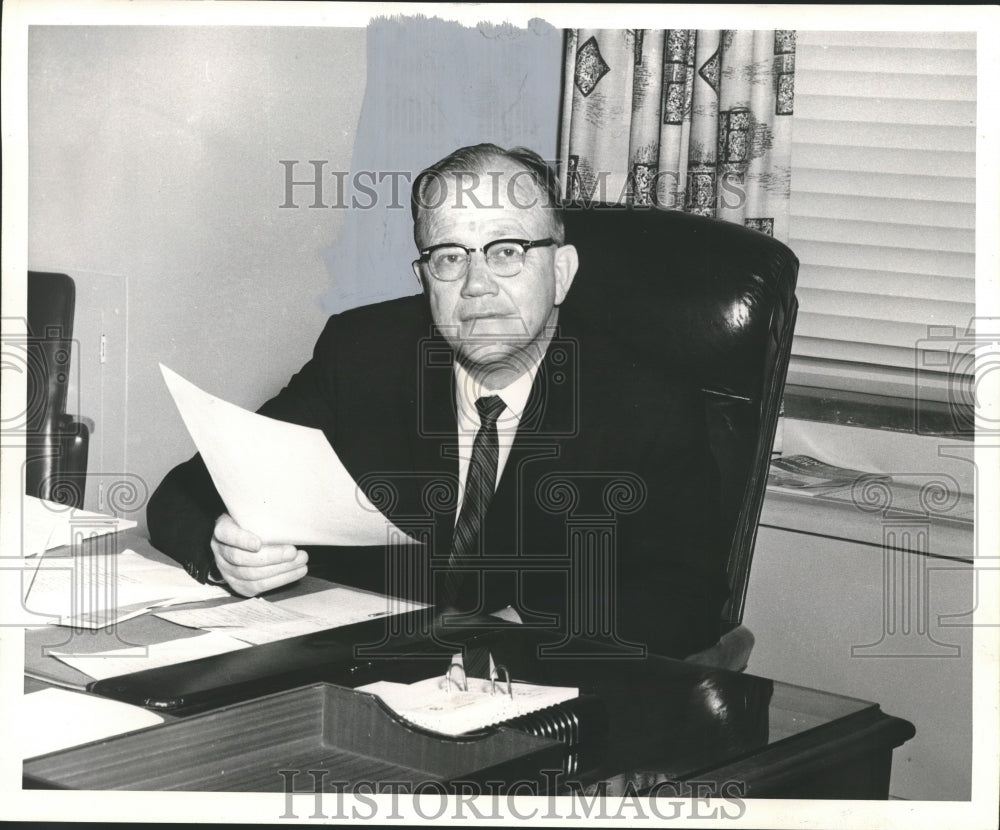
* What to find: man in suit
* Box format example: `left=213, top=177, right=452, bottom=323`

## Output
left=147, top=144, right=728, bottom=658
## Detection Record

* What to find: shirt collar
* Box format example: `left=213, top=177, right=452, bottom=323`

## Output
left=454, top=356, right=541, bottom=431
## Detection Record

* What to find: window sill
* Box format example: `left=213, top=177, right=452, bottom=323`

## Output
left=762, top=416, right=975, bottom=561
left=760, top=488, right=973, bottom=562
left=783, top=384, right=973, bottom=441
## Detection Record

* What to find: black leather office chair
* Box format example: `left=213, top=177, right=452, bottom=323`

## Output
left=25, top=271, right=91, bottom=509
left=561, top=207, right=799, bottom=671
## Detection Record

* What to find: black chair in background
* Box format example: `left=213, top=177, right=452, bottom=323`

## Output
left=561, top=207, right=799, bottom=671
left=25, top=271, right=91, bottom=509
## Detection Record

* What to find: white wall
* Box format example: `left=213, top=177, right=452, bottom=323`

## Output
left=28, top=26, right=368, bottom=525
left=744, top=523, right=973, bottom=800
left=747, top=419, right=975, bottom=799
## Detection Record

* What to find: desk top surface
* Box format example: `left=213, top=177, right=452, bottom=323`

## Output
left=23, top=528, right=914, bottom=794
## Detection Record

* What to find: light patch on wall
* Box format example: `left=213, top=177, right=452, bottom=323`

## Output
left=317, top=16, right=564, bottom=314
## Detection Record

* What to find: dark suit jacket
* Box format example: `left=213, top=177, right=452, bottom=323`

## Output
left=147, top=295, right=728, bottom=657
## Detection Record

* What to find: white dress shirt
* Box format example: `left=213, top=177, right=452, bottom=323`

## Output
left=452, top=358, right=540, bottom=519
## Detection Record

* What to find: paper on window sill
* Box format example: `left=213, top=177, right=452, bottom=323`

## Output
left=160, top=364, right=420, bottom=547
left=50, top=630, right=251, bottom=681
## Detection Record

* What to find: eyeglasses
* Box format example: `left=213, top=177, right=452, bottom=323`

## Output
left=417, top=238, right=556, bottom=282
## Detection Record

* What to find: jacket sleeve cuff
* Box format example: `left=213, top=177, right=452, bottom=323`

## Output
left=205, top=560, right=228, bottom=586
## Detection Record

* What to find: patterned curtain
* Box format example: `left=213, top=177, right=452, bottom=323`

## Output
left=558, top=30, right=796, bottom=242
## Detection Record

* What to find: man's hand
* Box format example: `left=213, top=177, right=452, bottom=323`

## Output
left=210, top=513, right=309, bottom=597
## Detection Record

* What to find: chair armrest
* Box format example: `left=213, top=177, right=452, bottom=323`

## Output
left=683, top=624, right=755, bottom=672
left=47, top=418, right=91, bottom=509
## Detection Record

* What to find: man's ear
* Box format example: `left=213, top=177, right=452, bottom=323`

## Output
left=412, top=261, right=427, bottom=291
left=553, top=244, right=579, bottom=306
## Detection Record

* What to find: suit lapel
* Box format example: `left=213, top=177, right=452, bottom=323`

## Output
left=487, top=325, right=579, bottom=552
left=409, top=330, right=459, bottom=554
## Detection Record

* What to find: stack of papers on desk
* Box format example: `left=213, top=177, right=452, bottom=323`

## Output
left=156, top=598, right=330, bottom=645
left=21, top=495, right=137, bottom=556
left=271, top=584, right=429, bottom=629
left=23, top=548, right=230, bottom=629
left=37, top=580, right=429, bottom=682
left=155, top=585, right=429, bottom=645
left=50, top=631, right=251, bottom=681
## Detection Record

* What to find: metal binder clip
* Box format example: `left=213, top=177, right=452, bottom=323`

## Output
left=445, top=661, right=468, bottom=693
left=490, top=664, right=513, bottom=699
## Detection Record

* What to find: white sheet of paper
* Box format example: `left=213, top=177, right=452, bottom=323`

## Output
left=155, top=597, right=331, bottom=645
left=358, top=676, right=578, bottom=736
left=50, top=631, right=251, bottom=681
left=272, top=584, right=429, bottom=629
left=160, top=364, right=419, bottom=546
left=23, top=548, right=230, bottom=629
left=19, top=688, right=165, bottom=759
left=20, top=495, right=137, bottom=556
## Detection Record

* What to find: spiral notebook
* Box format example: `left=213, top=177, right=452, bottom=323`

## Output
left=358, top=676, right=578, bottom=737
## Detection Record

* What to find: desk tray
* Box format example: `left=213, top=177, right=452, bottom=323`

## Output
left=23, top=682, right=566, bottom=792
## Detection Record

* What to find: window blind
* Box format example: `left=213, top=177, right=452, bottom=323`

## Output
left=787, top=30, right=977, bottom=403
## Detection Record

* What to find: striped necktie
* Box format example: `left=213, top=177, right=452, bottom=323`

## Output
left=442, top=394, right=506, bottom=610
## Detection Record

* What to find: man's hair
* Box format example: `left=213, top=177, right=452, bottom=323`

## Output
left=411, top=143, right=565, bottom=246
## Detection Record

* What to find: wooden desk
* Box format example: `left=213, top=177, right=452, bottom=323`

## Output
left=23, top=530, right=914, bottom=799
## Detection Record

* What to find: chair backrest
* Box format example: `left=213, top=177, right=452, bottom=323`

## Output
left=26, top=271, right=87, bottom=506
left=26, top=271, right=76, bottom=432
left=561, top=207, right=799, bottom=628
